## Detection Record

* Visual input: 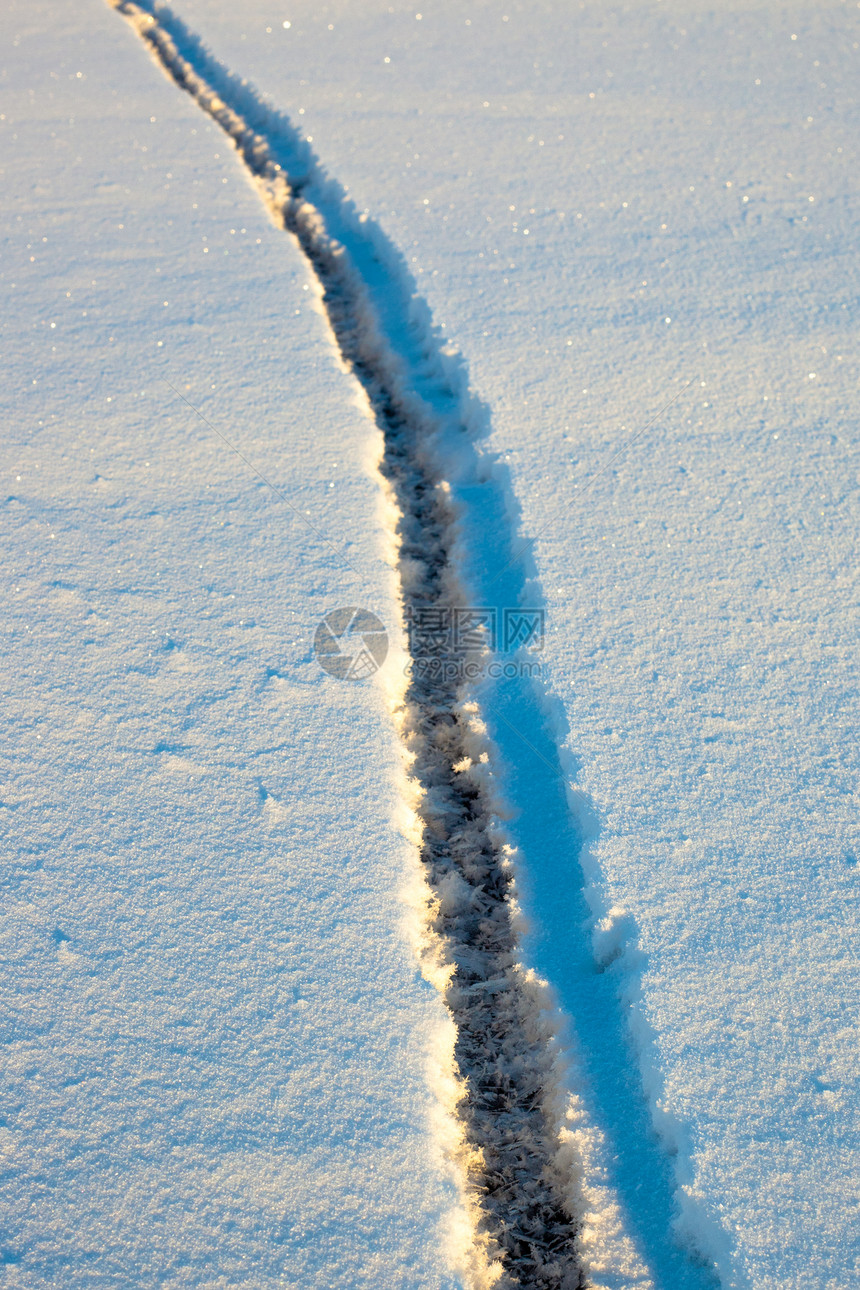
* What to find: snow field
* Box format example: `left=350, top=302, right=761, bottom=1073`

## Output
left=167, top=2, right=860, bottom=1286
left=3, top=0, right=858, bottom=1285
left=0, top=3, right=462, bottom=1285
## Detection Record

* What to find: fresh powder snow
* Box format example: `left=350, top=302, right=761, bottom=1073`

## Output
left=2, top=1, right=858, bottom=1288
left=1, top=4, right=462, bottom=1286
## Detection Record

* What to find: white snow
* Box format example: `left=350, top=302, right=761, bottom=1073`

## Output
left=0, top=3, right=461, bottom=1286
left=4, top=0, right=859, bottom=1287
left=163, top=1, right=860, bottom=1286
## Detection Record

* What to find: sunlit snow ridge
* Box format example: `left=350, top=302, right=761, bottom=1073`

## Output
left=106, top=2, right=588, bottom=1284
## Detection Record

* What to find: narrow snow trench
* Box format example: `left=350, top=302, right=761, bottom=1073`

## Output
left=107, top=3, right=585, bottom=1285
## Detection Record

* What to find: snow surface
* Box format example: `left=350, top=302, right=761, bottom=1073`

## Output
left=149, top=1, right=860, bottom=1287
left=0, top=4, right=462, bottom=1286
left=4, top=0, right=859, bottom=1287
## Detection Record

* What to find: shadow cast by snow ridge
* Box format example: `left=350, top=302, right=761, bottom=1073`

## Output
left=465, top=487, right=721, bottom=1286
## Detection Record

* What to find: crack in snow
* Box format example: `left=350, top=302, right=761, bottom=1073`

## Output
left=107, top=3, right=585, bottom=1284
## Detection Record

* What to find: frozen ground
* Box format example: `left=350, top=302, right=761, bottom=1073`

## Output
left=3, top=0, right=859, bottom=1287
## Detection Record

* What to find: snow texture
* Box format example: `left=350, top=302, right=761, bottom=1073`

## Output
left=164, top=1, right=860, bottom=1287
left=0, top=3, right=462, bottom=1286
left=3, top=0, right=859, bottom=1288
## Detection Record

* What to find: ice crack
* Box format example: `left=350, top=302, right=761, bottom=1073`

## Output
left=107, top=3, right=586, bottom=1284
